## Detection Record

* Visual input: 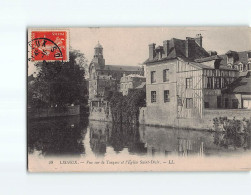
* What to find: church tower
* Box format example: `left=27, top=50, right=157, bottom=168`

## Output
left=92, top=41, right=105, bottom=68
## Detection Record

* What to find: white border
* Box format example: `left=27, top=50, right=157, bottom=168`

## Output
left=0, top=0, right=251, bottom=194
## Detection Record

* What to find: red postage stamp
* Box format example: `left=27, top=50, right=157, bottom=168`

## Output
left=29, top=29, right=69, bottom=62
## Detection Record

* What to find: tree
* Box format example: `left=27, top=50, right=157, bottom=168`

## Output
left=29, top=50, right=88, bottom=109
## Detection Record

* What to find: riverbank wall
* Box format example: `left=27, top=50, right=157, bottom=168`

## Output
left=89, top=106, right=112, bottom=121
left=28, top=105, right=80, bottom=119
left=139, top=107, right=251, bottom=130
left=89, top=106, right=251, bottom=130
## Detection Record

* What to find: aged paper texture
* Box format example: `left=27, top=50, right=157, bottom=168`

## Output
left=27, top=27, right=251, bottom=172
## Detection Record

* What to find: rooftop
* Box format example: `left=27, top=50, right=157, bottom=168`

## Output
left=145, top=37, right=209, bottom=64
left=97, top=64, right=142, bottom=72
left=223, top=71, right=251, bottom=94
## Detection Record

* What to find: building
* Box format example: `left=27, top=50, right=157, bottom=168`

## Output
left=141, top=34, right=241, bottom=128
left=88, top=42, right=143, bottom=119
left=222, top=71, right=251, bottom=109
left=120, top=74, right=146, bottom=96
left=219, top=50, right=251, bottom=74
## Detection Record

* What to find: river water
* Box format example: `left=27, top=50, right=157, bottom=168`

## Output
left=28, top=115, right=250, bottom=159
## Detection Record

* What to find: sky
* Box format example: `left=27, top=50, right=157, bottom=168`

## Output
left=28, top=27, right=251, bottom=75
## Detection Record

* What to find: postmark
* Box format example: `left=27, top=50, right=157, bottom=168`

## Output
left=29, top=29, right=69, bottom=62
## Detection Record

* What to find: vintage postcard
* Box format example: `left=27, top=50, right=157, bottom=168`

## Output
left=27, top=27, right=251, bottom=172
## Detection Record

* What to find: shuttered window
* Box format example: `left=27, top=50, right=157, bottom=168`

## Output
left=186, top=78, right=192, bottom=89
left=151, top=71, right=156, bottom=83
left=163, top=69, right=169, bottom=82
left=186, top=98, right=193, bottom=109
left=164, top=90, right=170, bottom=102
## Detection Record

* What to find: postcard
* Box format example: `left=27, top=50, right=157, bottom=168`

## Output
left=27, top=27, right=251, bottom=172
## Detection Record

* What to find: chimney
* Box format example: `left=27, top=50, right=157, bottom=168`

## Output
left=195, top=34, right=203, bottom=47
left=185, top=37, right=196, bottom=59
left=163, top=40, right=170, bottom=58
left=149, top=43, right=156, bottom=60
left=208, top=51, right=217, bottom=56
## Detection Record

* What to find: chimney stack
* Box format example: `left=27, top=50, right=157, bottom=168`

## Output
left=185, top=37, right=196, bottom=59
left=163, top=40, right=170, bottom=58
left=195, top=33, right=203, bottom=47
left=149, top=43, right=156, bottom=60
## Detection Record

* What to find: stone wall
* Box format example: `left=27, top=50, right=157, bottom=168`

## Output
left=89, top=107, right=112, bottom=122
left=139, top=107, right=251, bottom=130
left=28, top=105, right=80, bottom=119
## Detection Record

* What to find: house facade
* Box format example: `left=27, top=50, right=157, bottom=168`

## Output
left=120, top=74, right=146, bottom=96
left=140, top=34, right=245, bottom=129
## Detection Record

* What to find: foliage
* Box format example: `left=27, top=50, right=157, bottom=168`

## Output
left=28, top=116, right=88, bottom=156
left=213, top=117, right=251, bottom=149
left=28, top=50, right=88, bottom=109
left=109, top=89, right=146, bottom=125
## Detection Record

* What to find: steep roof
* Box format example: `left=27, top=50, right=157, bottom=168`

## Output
left=194, top=55, right=222, bottom=63
left=98, top=65, right=142, bottom=72
left=135, top=82, right=146, bottom=89
left=219, top=50, right=251, bottom=66
left=145, top=38, right=209, bottom=64
left=223, top=72, right=251, bottom=94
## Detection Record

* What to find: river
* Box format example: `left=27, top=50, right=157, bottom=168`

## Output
left=28, top=115, right=251, bottom=159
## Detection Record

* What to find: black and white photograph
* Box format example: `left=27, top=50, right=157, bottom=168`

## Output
left=27, top=27, right=251, bottom=172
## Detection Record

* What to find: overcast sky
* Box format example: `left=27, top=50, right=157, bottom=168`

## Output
left=28, top=27, right=251, bottom=75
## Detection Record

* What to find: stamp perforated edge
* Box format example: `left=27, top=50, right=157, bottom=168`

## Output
left=28, top=28, right=70, bottom=62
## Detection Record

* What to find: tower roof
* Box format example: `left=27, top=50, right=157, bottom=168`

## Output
left=95, top=41, right=103, bottom=49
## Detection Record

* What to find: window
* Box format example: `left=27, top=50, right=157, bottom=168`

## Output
left=151, top=91, right=156, bottom=103
left=164, top=90, right=170, bottom=102
left=207, top=77, right=213, bottom=89
left=227, top=64, right=233, bottom=69
left=204, top=102, right=209, bottom=108
left=225, top=98, right=229, bottom=108
left=163, top=69, right=169, bottom=82
left=217, top=96, right=222, bottom=108
left=248, top=63, right=251, bottom=71
left=239, top=63, right=243, bottom=72
left=151, top=71, right=156, bottom=83
left=232, top=99, right=238, bottom=109
left=177, top=97, right=183, bottom=106
left=186, top=98, right=193, bottom=109
left=214, top=77, right=221, bottom=89
left=186, top=78, right=192, bottom=89
left=227, top=57, right=234, bottom=64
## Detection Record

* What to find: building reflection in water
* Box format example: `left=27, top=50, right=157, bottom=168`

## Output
left=28, top=116, right=248, bottom=158
left=88, top=121, right=147, bottom=157
left=139, top=125, right=216, bottom=157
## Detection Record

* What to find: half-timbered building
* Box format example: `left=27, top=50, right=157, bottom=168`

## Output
left=143, top=34, right=240, bottom=124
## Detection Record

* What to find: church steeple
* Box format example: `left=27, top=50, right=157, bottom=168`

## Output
left=93, top=41, right=105, bottom=68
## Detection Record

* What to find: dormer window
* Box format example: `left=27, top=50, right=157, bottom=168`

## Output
left=227, top=63, right=233, bottom=69
left=239, top=63, right=243, bottom=72
left=155, top=46, right=163, bottom=60
left=248, top=52, right=251, bottom=59
left=158, top=52, right=162, bottom=59
left=248, top=62, right=251, bottom=71
left=227, top=56, right=234, bottom=64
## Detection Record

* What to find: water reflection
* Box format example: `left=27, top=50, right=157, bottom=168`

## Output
left=28, top=116, right=250, bottom=158
left=28, top=116, right=88, bottom=157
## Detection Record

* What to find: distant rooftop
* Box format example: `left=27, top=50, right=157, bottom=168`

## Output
left=223, top=71, right=251, bottom=94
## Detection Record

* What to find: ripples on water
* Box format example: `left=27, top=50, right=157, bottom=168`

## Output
left=28, top=116, right=251, bottom=158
